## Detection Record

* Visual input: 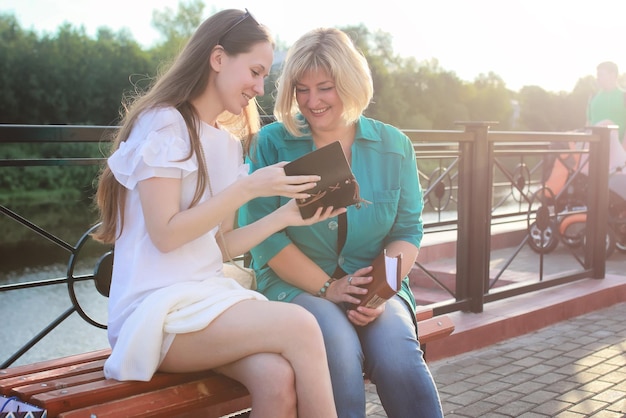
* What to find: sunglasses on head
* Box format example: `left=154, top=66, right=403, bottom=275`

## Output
left=218, top=9, right=258, bottom=45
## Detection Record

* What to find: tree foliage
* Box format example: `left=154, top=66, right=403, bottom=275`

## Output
left=0, top=1, right=600, bottom=133
left=0, top=16, right=153, bottom=126
left=1, top=0, right=607, bottom=248
left=150, top=0, right=206, bottom=66
left=0, top=0, right=607, bottom=211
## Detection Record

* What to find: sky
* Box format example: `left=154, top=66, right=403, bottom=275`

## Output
left=2, top=0, right=624, bottom=93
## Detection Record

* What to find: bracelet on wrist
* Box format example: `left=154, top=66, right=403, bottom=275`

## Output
left=316, top=278, right=338, bottom=298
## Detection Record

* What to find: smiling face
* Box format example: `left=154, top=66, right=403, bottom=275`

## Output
left=214, top=40, right=274, bottom=116
left=295, top=68, right=345, bottom=134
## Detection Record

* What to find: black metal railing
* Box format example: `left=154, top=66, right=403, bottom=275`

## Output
left=0, top=123, right=615, bottom=367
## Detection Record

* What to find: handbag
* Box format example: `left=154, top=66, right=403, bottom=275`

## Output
left=0, top=396, right=46, bottom=418
left=199, top=142, right=256, bottom=290
left=221, top=260, right=257, bottom=290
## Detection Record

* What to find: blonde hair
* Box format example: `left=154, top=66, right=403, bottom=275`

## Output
left=93, top=9, right=274, bottom=244
left=274, top=28, right=373, bottom=137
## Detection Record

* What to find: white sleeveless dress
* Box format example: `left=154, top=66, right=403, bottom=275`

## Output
left=103, top=107, right=266, bottom=381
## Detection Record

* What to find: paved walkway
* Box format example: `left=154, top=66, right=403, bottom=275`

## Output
left=364, top=301, right=626, bottom=417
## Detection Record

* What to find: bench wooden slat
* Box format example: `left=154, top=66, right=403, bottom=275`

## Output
left=29, top=370, right=222, bottom=417
left=1, top=308, right=453, bottom=417
left=10, top=370, right=104, bottom=399
left=0, top=359, right=107, bottom=397
left=418, top=315, right=455, bottom=345
left=56, top=375, right=250, bottom=418
left=0, top=349, right=110, bottom=380
left=415, top=305, right=434, bottom=322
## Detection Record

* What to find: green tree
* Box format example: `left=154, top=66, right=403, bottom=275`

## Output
left=570, top=75, right=598, bottom=129
left=516, top=80, right=592, bottom=133
left=0, top=3, right=602, bottom=132
left=0, top=16, right=153, bottom=125
left=465, top=72, right=513, bottom=129
left=517, top=86, right=555, bottom=131
left=149, top=0, right=207, bottom=67
left=0, top=14, right=40, bottom=123
left=334, top=25, right=513, bottom=131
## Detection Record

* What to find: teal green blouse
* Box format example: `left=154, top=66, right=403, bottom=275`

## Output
left=239, top=116, right=424, bottom=313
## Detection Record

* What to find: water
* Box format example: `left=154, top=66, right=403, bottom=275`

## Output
left=1, top=263, right=110, bottom=368
left=0, top=197, right=114, bottom=366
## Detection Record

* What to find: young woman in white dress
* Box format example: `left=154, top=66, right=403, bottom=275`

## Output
left=93, top=9, right=341, bottom=418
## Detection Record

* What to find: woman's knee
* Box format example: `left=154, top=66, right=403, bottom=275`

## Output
left=283, top=304, right=326, bottom=341
left=255, top=358, right=296, bottom=397
left=234, top=355, right=297, bottom=410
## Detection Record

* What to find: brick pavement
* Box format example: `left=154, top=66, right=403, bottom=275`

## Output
left=364, top=302, right=626, bottom=417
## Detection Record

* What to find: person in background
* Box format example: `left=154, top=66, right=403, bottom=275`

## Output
left=240, top=27, right=443, bottom=418
left=92, top=9, right=340, bottom=418
left=587, top=61, right=626, bottom=147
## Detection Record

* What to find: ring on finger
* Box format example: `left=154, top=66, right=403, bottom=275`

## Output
left=348, top=276, right=353, bottom=285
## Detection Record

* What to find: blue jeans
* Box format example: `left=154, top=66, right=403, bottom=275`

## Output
left=292, top=293, right=443, bottom=418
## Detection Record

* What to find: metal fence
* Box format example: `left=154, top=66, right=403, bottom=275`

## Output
left=0, top=123, right=617, bottom=367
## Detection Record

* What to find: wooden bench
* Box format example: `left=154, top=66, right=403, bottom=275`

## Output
left=0, top=307, right=453, bottom=418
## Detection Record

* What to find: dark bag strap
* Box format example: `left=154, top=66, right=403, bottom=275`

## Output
left=332, top=213, right=348, bottom=278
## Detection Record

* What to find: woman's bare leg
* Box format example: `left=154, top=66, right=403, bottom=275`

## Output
left=159, top=300, right=337, bottom=418
left=215, top=353, right=297, bottom=418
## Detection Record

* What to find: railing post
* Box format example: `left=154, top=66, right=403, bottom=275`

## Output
left=455, top=121, right=496, bottom=313
left=455, top=132, right=472, bottom=307
left=586, top=126, right=612, bottom=278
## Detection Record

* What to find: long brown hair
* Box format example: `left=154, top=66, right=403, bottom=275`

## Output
left=92, top=9, right=273, bottom=244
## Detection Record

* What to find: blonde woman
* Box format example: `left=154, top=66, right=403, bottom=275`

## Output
left=241, top=28, right=443, bottom=418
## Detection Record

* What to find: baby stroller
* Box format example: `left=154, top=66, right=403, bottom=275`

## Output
left=528, top=128, right=626, bottom=257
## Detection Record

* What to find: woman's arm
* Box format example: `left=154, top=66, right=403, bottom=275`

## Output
left=138, top=164, right=327, bottom=253
left=220, top=202, right=344, bottom=261
left=138, top=176, right=250, bottom=253
left=266, top=243, right=334, bottom=295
